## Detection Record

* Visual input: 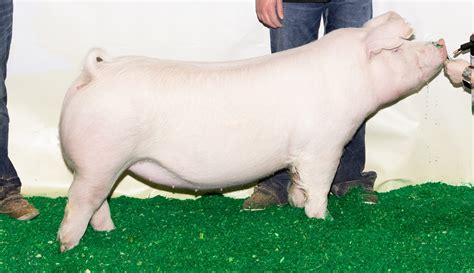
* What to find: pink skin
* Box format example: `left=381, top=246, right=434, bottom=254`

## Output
left=57, top=11, right=447, bottom=252
left=255, top=0, right=284, bottom=29
left=445, top=59, right=470, bottom=86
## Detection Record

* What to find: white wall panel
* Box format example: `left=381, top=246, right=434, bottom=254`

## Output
left=5, top=0, right=472, bottom=199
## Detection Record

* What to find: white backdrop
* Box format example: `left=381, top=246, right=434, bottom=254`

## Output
left=5, top=0, right=473, bottom=199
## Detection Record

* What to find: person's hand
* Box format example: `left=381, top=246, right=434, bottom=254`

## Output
left=444, top=59, right=469, bottom=85
left=256, top=0, right=284, bottom=29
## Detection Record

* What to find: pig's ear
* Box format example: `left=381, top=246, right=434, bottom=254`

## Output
left=363, top=11, right=405, bottom=30
left=366, top=37, right=406, bottom=57
left=365, top=12, right=414, bottom=57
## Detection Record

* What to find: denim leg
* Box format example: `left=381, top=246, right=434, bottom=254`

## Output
left=261, top=1, right=373, bottom=194
left=261, top=3, right=325, bottom=194
left=324, top=0, right=372, bottom=184
left=270, top=2, right=325, bottom=53
left=323, top=0, right=372, bottom=34
left=0, top=0, right=21, bottom=200
left=333, top=123, right=366, bottom=183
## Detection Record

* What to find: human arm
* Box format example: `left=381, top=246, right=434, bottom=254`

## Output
left=255, top=0, right=284, bottom=29
left=445, top=59, right=472, bottom=86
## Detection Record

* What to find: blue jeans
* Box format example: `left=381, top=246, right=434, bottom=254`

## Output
left=0, top=0, right=21, bottom=200
left=260, top=0, right=373, bottom=194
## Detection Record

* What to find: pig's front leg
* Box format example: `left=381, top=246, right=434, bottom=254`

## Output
left=294, top=149, right=342, bottom=219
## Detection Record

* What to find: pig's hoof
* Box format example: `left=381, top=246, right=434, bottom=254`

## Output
left=59, top=241, right=78, bottom=253
left=288, top=188, right=306, bottom=208
left=304, top=208, right=329, bottom=219
left=91, top=219, right=115, bottom=232
left=92, top=223, right=115, bottom=232
left=58, top=235, right=79, bottom=253
left=304, top=200, right=329, bottom=219
left=59, top=244, right=69, bottom=253
left=57, top=229, right=80, bottom=253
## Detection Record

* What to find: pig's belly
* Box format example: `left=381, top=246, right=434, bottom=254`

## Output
left=128, top=158, right=286, bottom=191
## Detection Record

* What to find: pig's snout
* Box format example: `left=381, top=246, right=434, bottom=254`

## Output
left=434, top=38, right=445, bottom=47
left=432, top=38, right=448, bottom=60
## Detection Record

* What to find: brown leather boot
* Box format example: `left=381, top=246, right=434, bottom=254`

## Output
left=242, top=185, right=288, bottom=211
left=0, top=193, right=39, bottom=220
left=331, top=171, right=378, bottom=204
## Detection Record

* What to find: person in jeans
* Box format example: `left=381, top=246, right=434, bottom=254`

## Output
left=0, top=0, right=39, bottom=220
left=244, top=0, right=377, bottom=209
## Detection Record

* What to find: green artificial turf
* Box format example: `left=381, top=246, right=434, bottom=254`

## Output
left=0, top=183, right=472, bottom=271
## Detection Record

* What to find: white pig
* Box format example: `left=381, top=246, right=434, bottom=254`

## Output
left=58, top=11, right=447, bottom=251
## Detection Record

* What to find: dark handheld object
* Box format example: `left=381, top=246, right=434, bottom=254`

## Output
left=452, top=34, right=473, bottom=90
left=453, top=34, right=474, bottom=59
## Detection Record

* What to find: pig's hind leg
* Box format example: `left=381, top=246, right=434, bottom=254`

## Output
left=90, top=199, right=115, bottom=231
left=58, top=161, right=127, bottom=252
